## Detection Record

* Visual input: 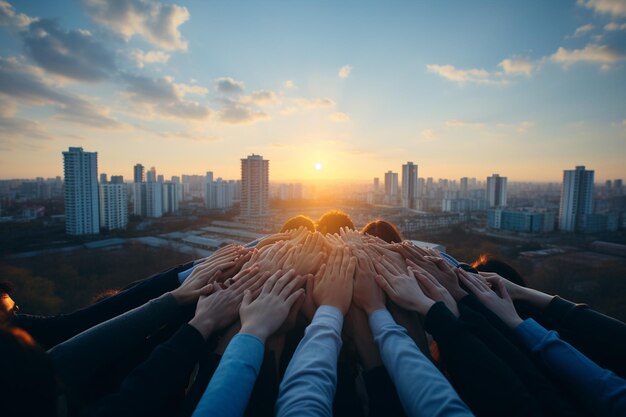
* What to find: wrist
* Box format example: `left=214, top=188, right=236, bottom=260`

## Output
left=363, top=301, right=386, bottom=316
left=410, top=299, right=434, bottom=316
left=188, top=317, right=216, bottom=340
left=240, top=324, right=270, bottom=343
left=503, top=315, right=524, bottom=329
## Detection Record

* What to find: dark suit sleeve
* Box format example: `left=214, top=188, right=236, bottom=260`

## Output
left=363, top=366, right=406, bottom=417
left=541, top=296, right=626, bottom=379
left=424, top=302, right=543, bottom=417
left=83, top=324, right=205, bottom=417
left=13, top=262, right=193, bottom=349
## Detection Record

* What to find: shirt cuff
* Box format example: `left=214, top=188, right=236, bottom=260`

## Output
left=515, top=318, right=551, bottom=349
left=226, top=333, right=265, bottom=371
left=368, top=308, right=395, bottom=334
left=314, top=305, right=344, bottom=329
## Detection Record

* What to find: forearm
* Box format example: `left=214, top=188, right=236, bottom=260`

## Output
left=276, top=306, right=344, bottom=417
left=425, top=302, right=541, bottom=417
left=49, top=293, right=181, bottom=389
left=369, top=308, right=473, bottom=417
left=516, top=319, right=626, bottom=417
left=192, top=333, right=265, bottom=417
left=14, top=263, right=189, bottom=349
left=86, top=324, right=205, bottom=417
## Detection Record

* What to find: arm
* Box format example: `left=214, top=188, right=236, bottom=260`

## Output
left=425, top=302, right=542, bottom=417
left=516, top=319, right=626, bottom=417
left=192, top=334, right=265, bottom=417
left=275, top=306, right=344, bottom=417
left=460, top=271, right=626, bottom=417
left=13, top=262, right=192, bottom=349
left=84, top=324, right=206, bottom=417
left=193, top=269, right=306, bottom=417
left=369, top=308, right=473, bottom=417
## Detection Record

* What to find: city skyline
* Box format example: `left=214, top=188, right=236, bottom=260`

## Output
left=0, top=1, right=625, bottom=181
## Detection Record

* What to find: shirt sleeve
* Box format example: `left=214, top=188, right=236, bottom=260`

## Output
left=275, top=305, right=344, bottom=417
left=515, top=318, right=626, bottom=417
left=192, top=333, right=265, bottom=417
left=369, top=308, right=474, bottom=417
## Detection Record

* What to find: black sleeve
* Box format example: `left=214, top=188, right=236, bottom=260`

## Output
left=424, top=302, right=543, bottom=417
left=83, top=324, right=205, bottom=417
left=13, top=262, right=193, bottom=349
left=363, top=366, right=406, bottom=417
left=458, top=302, right=583, bottom=417
left=244, top=351, right=279, bottom=417
left=177, top=351, right=222, bottom=417
left=541, top=296, right=626, bottom=378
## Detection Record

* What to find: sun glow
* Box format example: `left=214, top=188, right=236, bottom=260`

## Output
left=314, top=162, right=322, bottom=171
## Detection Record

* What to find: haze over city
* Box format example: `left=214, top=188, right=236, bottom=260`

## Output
left=0, top=0, right=625, bottom=182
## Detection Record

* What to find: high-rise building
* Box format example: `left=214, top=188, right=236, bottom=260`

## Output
left=110, top=175, right=124, bottom=184
left=486, top=174, right=508, bottom=208
left=100, top=173, right=107, bottom=184
left=99, top=182, right=128, bottom=230
left=460, top=177, right=469, bottom=194
left=145, top=169, right=163, bottom=218
left=63, top=147, right=100, bottom=235
left=373, top=177, right=380, bottom=193
left=162, top=181, right=180, bottom=214
left=384, top=171, right=399, bottom=197
left=559, top=166, right=594, bottom=232
left=241, top=154, right=269, bottom=217
left=401, top=162, right=418, bottom=209
left=133, top=164, right=144, bottom=183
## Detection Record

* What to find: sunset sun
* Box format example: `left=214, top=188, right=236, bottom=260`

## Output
left=314, top=162, right=322, bottom=171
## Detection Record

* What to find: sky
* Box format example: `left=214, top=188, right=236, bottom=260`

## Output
left=0, top=0, right=625, bottom=183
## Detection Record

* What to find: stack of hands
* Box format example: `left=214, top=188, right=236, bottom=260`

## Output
left=169, top=227, right=532, bottom=343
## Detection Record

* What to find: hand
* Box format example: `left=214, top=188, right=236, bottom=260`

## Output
left=313, top=246, right=356, bottom=315
left=353, top=250, right=386, bottom=315
left=456, top=269, right=523, bottom=328
left=374, top=256, right=435, bottom=315
left=287, top=232, right=327, bottom=275
left=239, top=269, right=306, bottom=342
left=406, top=256, right=468, bottom=301
left=171, top=256, right=236, bottom=304
left=410, top=267, right=459, bottom=317
left=242, top=241, right=293, bottom=274
left=188, top=267, right=269, bottom=339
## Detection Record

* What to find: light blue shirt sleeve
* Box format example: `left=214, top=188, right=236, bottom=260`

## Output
left=516, top=318, right=626, bottom=417
left=276, top=305, right=344, bottom=417
left=177, top=265, right=196, bottom=284
left=369, top=309, right=474, bottom=417
left=192, top=333, right=265, bottom=417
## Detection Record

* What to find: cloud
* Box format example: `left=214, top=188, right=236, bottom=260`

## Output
left=577, top=0, right=626, bottom=17
left=551, top=44, right=625, bottom=68
left=215, top=77, right=245, bottom=94
left=22, top=18, right=117, bottom=82
left=445, top=120, right=486, bottom=129
left=295, top=97, right=336, bottom=109
left=0, top=57, right=120, bottom=128
left=421, top=129, right=436, bottom=141
left=0, top=0, right=33, bottom=28
left=573, top=23, right=595, bottom=37
left=605, top=22, right=626, bottom=31
left=329, top=112, right=350, bottom=122
left=283, top=80, right=296, bottom=89
left=218, top=104, right=269, bottom=125
left=240, top=90, right=278, bottom=106
left=426, top=64, right=505, bottom=85
left=83, top=0, right=189, bottom=50
left=0, top=114, right=52, bottom=145
left=498, top=57, right=534, bottom=76
left=121, top=72, right=211, bottom=120
left=129, top=49, right=170, bottom=68
left=338, top=65, right=352, bottom=79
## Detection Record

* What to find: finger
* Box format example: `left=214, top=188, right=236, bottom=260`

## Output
left=456, top=269, right=481, bottom=295
left=263, top=269, right=283, bottom=294
left=493, top=278, right=511, bottom=301
left=246, top=271, right=270, bottom=294
left=273, top=269, right=297, bottom=295
left=285, top=288, right=306, bottom=309
left=231, top=266, right=260, bottom=287
left=279, top=273, right=306, bottom=298
left=242, top=289, right=253, bottom=307
left=374, top=273, right=396, bottom=297
left=315, top=263, right=327, bottom=280
left=411, top=268, right=438, bottom=297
